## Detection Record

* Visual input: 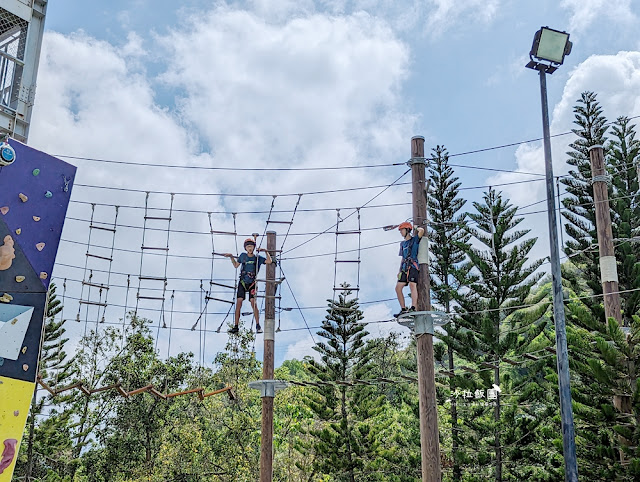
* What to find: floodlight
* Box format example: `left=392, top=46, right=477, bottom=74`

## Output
left=530, top=27, right=572, bottom=66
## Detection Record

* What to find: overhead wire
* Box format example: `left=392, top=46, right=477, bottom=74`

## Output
left=56, top=115, right=640, bottom=174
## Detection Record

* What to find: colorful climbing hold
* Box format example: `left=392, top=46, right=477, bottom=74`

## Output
left=0, top=206, right=8, bottom=215
left=32, top=168, right=40, bottom=176
left=21, top=346, right=26, bottom=354
left=15, top=276, right=24, bottom=283
left=32, top=216, right=40, bottom=222
left=15, top=228, right=20, bottom=235
left=45, top=191, right=52, bottom=198
left=10, top=318, right=17, bottom=325
left=0, top=293, right=13, bottom=303
left=39, top=272, right=48, bottom=280
left=13, top=410, right=19, bottom=416
left=18, top=193, right=27, bottom=202
left=22, top=364, right=28, bottom=371
left=36, top=242, right=45, bottom=251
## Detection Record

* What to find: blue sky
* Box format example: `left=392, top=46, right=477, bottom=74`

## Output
left=31, top=0, right=640, bottom=366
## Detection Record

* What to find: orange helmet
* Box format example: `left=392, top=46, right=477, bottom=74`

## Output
left=244, top=238, right=256, bottom=248
left=398, top=222, right=412, bottom=232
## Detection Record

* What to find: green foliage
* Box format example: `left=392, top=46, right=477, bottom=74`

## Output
left=428, top=144, right=471, bottom=481
left=300, top=284, right=387, bottom=481
left=16, top=283, right=78, bottom=480
left=450, top=189, right=546, bottom=480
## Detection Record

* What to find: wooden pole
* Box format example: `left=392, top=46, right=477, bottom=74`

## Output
left=410, top=136, right=442, bottom=481
left=588, top=145, right=622, bottom=325
left=260, top=231, right=277, bottom=482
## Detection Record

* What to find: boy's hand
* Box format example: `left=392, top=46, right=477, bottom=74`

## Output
left=416, top=227, right=425, bottom=237
left=223, top=253, right=233, bottom=258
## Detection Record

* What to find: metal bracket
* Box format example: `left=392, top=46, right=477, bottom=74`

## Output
left=591, top=174, right=611, bottom=184
left=397, top=311, right=451, bottom=335
left=407, top=157, right=427, bottom=167
left=248, top=380, right=288, bottom=398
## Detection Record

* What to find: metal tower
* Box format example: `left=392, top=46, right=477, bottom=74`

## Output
left=0, top=0, right=47, bottom=143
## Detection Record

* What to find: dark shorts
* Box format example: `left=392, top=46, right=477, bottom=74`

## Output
left=237, top=280, right=256, bottom=300
left=398, top=267, right=419, bottom=284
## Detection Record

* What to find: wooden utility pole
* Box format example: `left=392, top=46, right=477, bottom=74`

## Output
left=589, top=145, right=622, bottom=325
left=250, top=231, right=286, bottom=480
left=261, top=230, right=277, bottom=481
left=410, top=136, right=442, bottom=481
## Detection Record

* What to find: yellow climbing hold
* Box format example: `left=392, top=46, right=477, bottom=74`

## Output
left=18, top=193, right=28, bottom=202
left=11, top=318, right=17, bottom=325
left=15, top=228, right=21, bottom=235
left=21, top=346, right=26, bottom=354
left=39, top=272, right=48, bottom=280
left=33, top=216, right=40, bottom=222
left=15, top=276, right=24, bottom=283
left=0, top=293, right=13, bottom=303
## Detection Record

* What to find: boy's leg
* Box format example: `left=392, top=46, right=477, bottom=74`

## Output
left=234, top=298, right=242, bottom=326
left=251, top=297, right=260, bottom=326
left=394, top=281, right=410, bottom=317
left=409, top=282, right=418, bottom=309
left=395, top=281, right=407, bottom=307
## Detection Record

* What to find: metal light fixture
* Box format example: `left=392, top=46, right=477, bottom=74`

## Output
left=525, top=25, right=578, bottom=482
left=526, top=26, right=572, bottom=73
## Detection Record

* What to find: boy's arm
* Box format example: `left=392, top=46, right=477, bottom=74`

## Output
left=259, top=248, right=273, bottom=264
left=223, top=253, right=241, bottom=268
left=416, top=227, right=425, bottom=239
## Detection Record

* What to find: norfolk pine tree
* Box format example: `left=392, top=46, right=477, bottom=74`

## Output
left=454, top=190, right=544, bottom=481
left=16, top=283, right=78, bottom=480
left=427, top=145, right=471, bottom=481
left=301, top=284, right=384, bottom=481
left=560, top=91, right=608, bottom=316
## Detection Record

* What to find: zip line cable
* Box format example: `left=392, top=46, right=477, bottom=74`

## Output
left=282, top=168, right=411, bottom=255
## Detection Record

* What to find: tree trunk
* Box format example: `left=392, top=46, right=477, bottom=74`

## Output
left=448, top=346, right=461, bottom=481
left=341, top=387, right=356, bottom=482
left=494, top=366, right=501, bottom=482
left=25, top=385, right=38, bottom=481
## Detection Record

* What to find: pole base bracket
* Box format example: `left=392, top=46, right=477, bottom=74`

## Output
left=248, top=380, right=288, bottom=398
left=397, top=311, right=451, bottom=335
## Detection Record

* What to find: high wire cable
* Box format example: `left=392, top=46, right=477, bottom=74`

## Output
left=53, top=112, right=640, bottom=174
left=71, top=176, right=549, bottom=198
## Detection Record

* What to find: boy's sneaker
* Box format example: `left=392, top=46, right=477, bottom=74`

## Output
left=256, top=324, right=263, bottom=334
left=408, top=306, right=417, bottom=312
left=394, top=307, right=409, bottom=318
left=228, top=325, right=239, bottom=334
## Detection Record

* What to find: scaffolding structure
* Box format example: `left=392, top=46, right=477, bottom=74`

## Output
left=0, top=0, right=47, bottom=142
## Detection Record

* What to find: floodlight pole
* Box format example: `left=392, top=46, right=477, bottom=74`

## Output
left=537, top=67, right=579, bottom=482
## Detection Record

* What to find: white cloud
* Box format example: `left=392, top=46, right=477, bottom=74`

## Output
left=486, top=50, right=640, bottom=262
left=561, top=0, right=637, bottom=33
left=425, top=0, right=500, bottom=37
left=312, top=0, right=501, bottom=35
left=283, top=334, right=317, bottom=361
left=29, top=4, right=417, bottom=364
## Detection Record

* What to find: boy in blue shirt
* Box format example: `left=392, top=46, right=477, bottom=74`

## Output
left=394, top=222, right=424, bottom=317
left=224, top=238, right=272, bottom=334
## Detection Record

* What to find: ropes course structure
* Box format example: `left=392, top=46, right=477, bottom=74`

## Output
left=39, top=127, right=621, bottom=408
left=76, top=204, right=119, bottom=334
left=36, top=373, right=234, bottom=401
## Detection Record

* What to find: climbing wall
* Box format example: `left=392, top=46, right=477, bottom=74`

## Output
left=0, top=139, right=75, bottom=481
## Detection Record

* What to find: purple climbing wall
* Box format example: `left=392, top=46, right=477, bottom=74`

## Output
left=0, top=138, right=76, bottom=383
left=0, top=140, right=76, bottom=290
